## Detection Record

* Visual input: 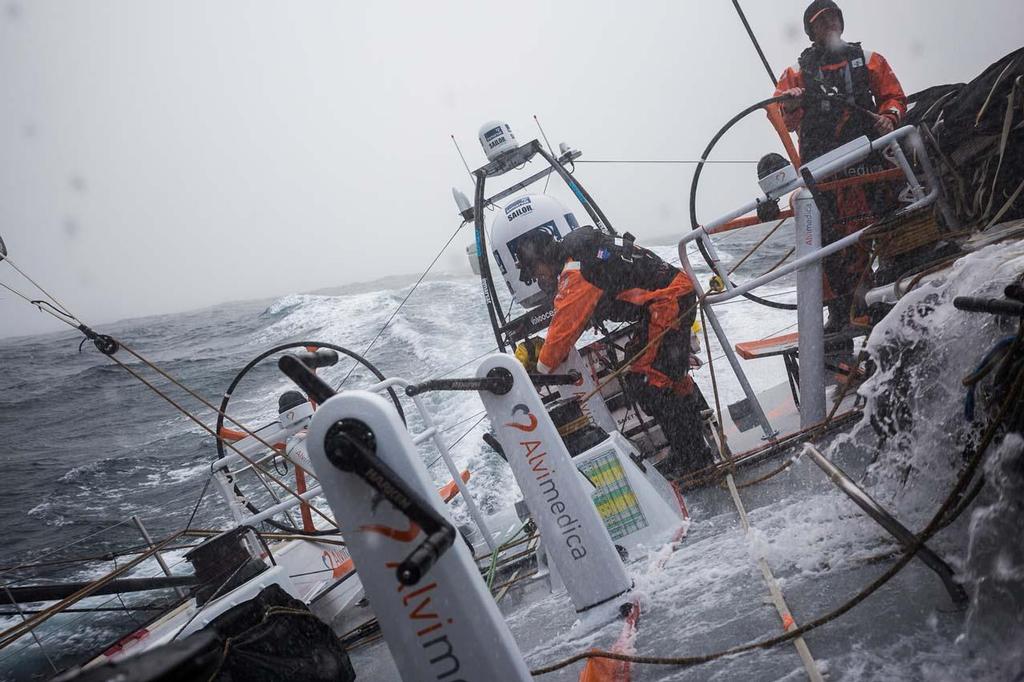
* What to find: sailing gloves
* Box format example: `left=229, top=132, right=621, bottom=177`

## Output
left=514, top=337, right=545, bottom=373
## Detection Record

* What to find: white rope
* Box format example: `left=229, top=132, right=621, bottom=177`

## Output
left=723, top=471, right=824, bottom=682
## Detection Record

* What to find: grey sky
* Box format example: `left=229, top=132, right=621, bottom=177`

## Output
left=1, top=0, right=1021, bottom=338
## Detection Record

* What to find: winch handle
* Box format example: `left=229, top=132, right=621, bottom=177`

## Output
left=321, top=419, right=456, bottom=586
left=279, top=354, right=336, bottom=403
left=529, top=370, right=582, bottom=387
left=294, top=348, right=340, bottom=369
left=279, top=354, right=456, bottom=585
left=953, top=296, right=1024, bottom=317
left=404, top=369, right=580, bottom=396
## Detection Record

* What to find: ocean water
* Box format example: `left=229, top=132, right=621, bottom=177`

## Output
left=2, top=228, right=1022, bottom=680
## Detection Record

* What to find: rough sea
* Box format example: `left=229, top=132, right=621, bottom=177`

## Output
left=2, top=228, right=1022, bottom=681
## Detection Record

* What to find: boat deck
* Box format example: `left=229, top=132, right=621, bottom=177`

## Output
left=343, top=428, right=968, bottom=680
left=337, top=368, right=971, bottom=682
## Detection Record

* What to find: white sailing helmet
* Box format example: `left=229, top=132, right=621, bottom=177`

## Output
left=478, top=121, right=518, bottom=161
left=490, top=194, right=580, bottom=308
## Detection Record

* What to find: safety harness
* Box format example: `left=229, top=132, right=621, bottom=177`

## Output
left=797, top=42, right=877, bottom=161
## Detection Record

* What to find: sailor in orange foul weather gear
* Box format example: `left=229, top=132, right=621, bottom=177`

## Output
left=515, top=226, right=715, bottom=477
left=775, top=0, right=907, bottom=332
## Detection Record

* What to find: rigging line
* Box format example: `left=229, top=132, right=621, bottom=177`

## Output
left=2, top=256, right=79, bottom=322
left=4, top=263, right=333, bottom=525
left=339, top=220, right=468, bottom=389
left=184, top=474, right=214, bottom=531
left=4, top=272, right=321, bottom=486
left=727, top=217, right=789, bottom=276
left=505, top=294, right=517, bottom=319
left=115, top=341, right=323, bottom=485
left=580, top=294, right=707, bottom=403
left=168, top=558, right=252, bottom=642
left=104, top=353, right=338, bottom=529
left=0, top=585, right=57, bottom=672
left=110, top=555, right=144, bottom=628
left=0, top=281, right=75, bottom=324
left=700, top=306, right=726, bottom=453
left=0, top=532, right=184, bottom=650
left=0, top=543, right=205, bottom=574
left=530, top=362, right=1024, bottom=676
left=730, top=0, right=778, bottom=85
left=0, top=283, right=83, bottom=329
left=442, top=409, right=487, bottom=434
left=4, top=518, right=138, bottom=576
left=4, top=270, right=312, bottom=483
left=714, top=289, right=797, bottom=306
left=437, top=347, right=499, bottom=378
left=428, top=414, right=488, bottom=468
left=575, top=159, right=758, bottom=165
left=759, top=247, right=796, bottom=278
left=590, top=218, right=798, bottom=400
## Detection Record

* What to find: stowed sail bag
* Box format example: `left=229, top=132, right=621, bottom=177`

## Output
left=201, top=584, right=356, bottom=682
left=906, top=47, right=1024, bottom=225
left=53, top=584, right=355, bottom=682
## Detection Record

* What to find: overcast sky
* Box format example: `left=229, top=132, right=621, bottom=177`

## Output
left=1, top=0, right=1020, bottom=338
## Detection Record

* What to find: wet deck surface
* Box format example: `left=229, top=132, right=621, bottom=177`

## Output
left=343, top=415, right=972, bottom=681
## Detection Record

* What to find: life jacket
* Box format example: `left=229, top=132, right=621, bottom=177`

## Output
left=559, top=227, right=679, bottom=323
left=797, top=42, right=878, bottom=162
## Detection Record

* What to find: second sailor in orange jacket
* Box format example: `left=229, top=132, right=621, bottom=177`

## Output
left=774, top=0, right=908, bottom=330
left=515, top=226, right=715, bottom=477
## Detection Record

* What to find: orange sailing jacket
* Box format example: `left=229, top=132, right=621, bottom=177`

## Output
left=536, top=228, right=694, bottom=390
left=775, top=43, right=906, bottom=161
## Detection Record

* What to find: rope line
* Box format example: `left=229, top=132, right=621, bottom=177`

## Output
left=529, top=337, right=1024, bottom=676
left=727, top=217, right=788, bottom=276
left=105, top=353, right=338, bottom=528
left=427, top=414, right=488, bottom=469
left=116, top=341, right=323, bottom=484
left=2, top=256, right=338, bottom=528
left=340, top=221, right=467, bottom=388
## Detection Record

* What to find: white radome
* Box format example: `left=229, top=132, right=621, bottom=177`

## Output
left=489, top=194, right=580, bottom=308
left=478, top=120, right=518, bottom=161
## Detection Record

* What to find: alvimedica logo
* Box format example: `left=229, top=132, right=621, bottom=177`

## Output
left=504, top=404, right=539, bottom=432
left=385, top=563, right=465, bottom=681
left=507, top=404, right=588, bottom=561
left=365, top=524, right=464, bottom=679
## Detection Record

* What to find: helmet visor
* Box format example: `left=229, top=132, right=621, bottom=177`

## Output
left=509, top=227, right=554, bottom=284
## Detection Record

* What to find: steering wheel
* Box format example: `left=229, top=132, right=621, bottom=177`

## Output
left=213, top=340, right=405, bottom=535
left=688, top=94, right=800, bottom=311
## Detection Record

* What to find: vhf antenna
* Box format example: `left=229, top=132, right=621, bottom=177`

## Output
left=450, top=134, right=473, bottom=179
left=533, top=114, right=556, bottom=193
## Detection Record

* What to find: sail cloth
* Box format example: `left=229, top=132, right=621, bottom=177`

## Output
left=905, top=47, right=1024, bottom=226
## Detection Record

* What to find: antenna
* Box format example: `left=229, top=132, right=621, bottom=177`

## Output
left=533, top=115, right=556, bottom=193
left=450, top=134, right=473, bottom=178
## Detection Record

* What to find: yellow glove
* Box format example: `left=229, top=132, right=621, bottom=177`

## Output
left=514, top=337, right=544, bottom=372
